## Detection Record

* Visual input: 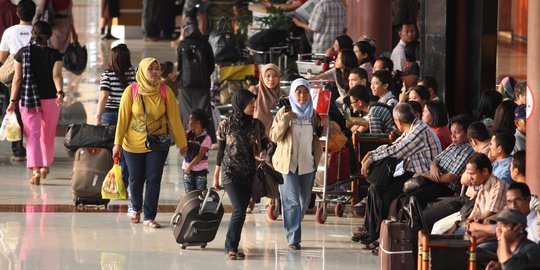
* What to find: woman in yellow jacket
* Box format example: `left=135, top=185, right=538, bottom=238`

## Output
left=113, top=58, right=187, bottom=228
left=270, top=78, right=322, bottom=249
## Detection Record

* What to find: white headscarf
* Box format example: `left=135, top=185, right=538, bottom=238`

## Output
left=288, top=78, right=313, bottom=120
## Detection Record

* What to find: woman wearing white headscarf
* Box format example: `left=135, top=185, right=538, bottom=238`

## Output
left=269, top=78, right=322, bottom=250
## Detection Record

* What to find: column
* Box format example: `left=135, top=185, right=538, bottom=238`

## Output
left=346, top=0, right=392, bottom=56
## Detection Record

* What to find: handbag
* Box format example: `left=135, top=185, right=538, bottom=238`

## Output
left=63, top=42, right=88, bottom=75
left=366, top=156, right=397, bottom=186
left=140, top=96, right=171, bottom=151
left=251, top=121, right=283, bottom=202
left=209, top=17, right=241, bottom=64
left=0, top=54, right=15, bottom=84
left=403, top=175, right=428, bottom=193
left=64, top=123, right=116, bottom=150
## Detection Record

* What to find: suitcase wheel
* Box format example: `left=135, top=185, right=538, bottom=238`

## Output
left=335, top=202, right=344, bottom=217
left=180, top=244, right=187, bottom=249
left=201, top=244, right=207, bottom=249
left=316, top=204, right=327, bottom=224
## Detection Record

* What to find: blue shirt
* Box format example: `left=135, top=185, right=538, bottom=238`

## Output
left=492, top=157, right=513, bottom=184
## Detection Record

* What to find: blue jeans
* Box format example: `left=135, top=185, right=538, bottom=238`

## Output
left=279, top=170, right=315, bottom=245
left=224, top=182, right=251, bottom=253
left=102, top=111, right=129, bottom=188
left=123, top=149, right=169, bottom=221
left=183, top=170, right=208, bottom=193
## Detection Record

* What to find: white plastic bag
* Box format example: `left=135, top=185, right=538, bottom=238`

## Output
left=3, top=112, right=21, bottom=142
left=0, top=113, right=8, bottom=141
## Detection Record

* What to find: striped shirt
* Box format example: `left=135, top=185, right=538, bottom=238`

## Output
left=100, top=67, right=136, bottom=110
left=371, top=119, right=440, bottom=174
left=436, top=142, right=475, bottom=192
left=368, top=103, right=396, bottom=134
left=469, top=175, right=508, bottom=220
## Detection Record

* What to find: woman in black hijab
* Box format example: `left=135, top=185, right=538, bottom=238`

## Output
left=213, top=89, right=268, bottom=260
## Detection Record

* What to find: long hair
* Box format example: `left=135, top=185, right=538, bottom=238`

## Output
left=336, top=49, right=358, bottom=91
left=354, top=40, right=375, bottom=66
left=32, top=21, right=52, bottom=47
left=492, top=100, right=517, bottom=135
left=109, top=44, right=132, bottom=87
left=424, top=100, right=448, bottom=127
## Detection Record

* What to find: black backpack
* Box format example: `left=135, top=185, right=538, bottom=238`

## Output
left=179, top=43, right=209, bottom=89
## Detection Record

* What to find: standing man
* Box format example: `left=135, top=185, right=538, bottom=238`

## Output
left=292, top=0, right=347, bottom=54
left=0, top=0, right=36, bottom=162
left=391, top=21, right=417, bottom=72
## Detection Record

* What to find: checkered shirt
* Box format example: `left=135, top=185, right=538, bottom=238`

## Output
left=309, top=0, right=347, bottom=54
left=371, top=118, right=440, bottom=174
left=436, top=142, right=475, bottom=192
left=20, top=45, right=40, bottom=111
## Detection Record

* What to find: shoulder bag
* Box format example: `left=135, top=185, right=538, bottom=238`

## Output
left=140, top=96, right=171, bottom=151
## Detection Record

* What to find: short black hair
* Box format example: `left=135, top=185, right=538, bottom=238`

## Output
left=418, top=76, right=438, bottom=95
left=375, top=56, right=394, bottom=72
left=399, top=21, right=416, bottom=31
left=451, top=114, right=473, bottom=132
left=350, top=67, right=368, bottom=81
left=348, top=85, right=371, bottom=104
left=190, top=109, right=210, bottom=130
left=372, top=70, right=393, bottom=88
left=467, top=121, right=491, bottom=141
left=410, top=85, right=430, bottom=102
left=424, top=101, right=448, bottom=127
left=512, top=150, right=526, bottom=176
left=493, top=131, right=515, bottom=155
left=404, top=40, right=419, bottom=61
left=514, top=80, right=527, bottom=97
left=17, top=0, right=36, bottom=22
left=407, top=101, right=422, bottom=117
left=160, top=61, right=174, bottom=78
left=508, top=182, right=531, bottom=198
left=467, top=153, right=493, bottom=174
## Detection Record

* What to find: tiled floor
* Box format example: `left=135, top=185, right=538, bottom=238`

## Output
left=0, top=1, right=527, bottom=269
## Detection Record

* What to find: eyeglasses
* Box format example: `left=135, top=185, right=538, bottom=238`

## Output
left=350, top=100, right=360, bottom=104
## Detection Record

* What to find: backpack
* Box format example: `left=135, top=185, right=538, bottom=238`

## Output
left=131, top=82, right=167, bottom=102
left=179, top=42, right=209, bottom=89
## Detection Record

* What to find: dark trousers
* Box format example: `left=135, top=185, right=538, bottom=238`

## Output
left=364, top=172, right=414, bottom=241
left=407, top=181, right=455, bottom=210
left=123, top=149, right=169, bottom=221
left=142, top=0, right=164, bottom=38
left=224, top=182, right=251, bottom=253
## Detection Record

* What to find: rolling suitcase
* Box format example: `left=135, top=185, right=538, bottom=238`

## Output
left=71, top=147, right=113, bottom=207
left=171, top=188, right=224, bottom=249
left=379, top=219, right=414, bottom=270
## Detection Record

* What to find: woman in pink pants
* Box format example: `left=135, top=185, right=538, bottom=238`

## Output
left=7, top=21, right=64, bottom=185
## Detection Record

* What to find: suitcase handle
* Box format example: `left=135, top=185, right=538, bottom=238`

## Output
left=171, top=213, right=181, bottom=225
left=199, top=187, right=226, bottom=215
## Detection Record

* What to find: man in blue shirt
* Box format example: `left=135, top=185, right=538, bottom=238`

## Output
left=489, top=132, right=515, bottom=184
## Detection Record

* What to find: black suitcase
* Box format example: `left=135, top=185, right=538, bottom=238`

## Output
left=71, top=147, right=112, bottom=207
left=171, top=188, right=224, bottom=249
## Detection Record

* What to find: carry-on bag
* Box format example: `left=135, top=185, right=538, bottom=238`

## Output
left=170, top=188, right=225, bottom=249
left=72, top=147, right=113, bottom=206
left=379, top=219, right=414, bottom=270
left=64, top=123, right=116, bottom=150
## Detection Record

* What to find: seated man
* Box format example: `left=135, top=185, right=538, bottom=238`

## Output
left=371, top=70, right=398, bottom=107
left=418, top=76, right=440, bottom=101
left=512, top=104, right=526, bottom=154
left=358, top=103, right=440, bottom=249
left=431, top=153, right=508, bottom=234
left=408, top=115, right=475, bottom=209
left=490, top=131, right=515, bottom=184
left=485, top=209, right=540, bottom=270
left=472, top=182, right=538, bottom=268
left=345, top=85, right=397, bottom=134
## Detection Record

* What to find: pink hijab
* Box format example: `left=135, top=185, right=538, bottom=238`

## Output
left=250, top=64, right=281, bottom=136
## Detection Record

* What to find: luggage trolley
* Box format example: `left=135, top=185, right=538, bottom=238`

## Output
left=296, top=53, right=327, bottom=77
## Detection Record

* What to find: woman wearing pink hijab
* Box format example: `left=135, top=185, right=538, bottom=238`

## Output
left=249, top=64, right=282, bottom=137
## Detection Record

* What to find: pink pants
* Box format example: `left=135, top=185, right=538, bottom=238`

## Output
left=20, top=99, right=61, bottom=170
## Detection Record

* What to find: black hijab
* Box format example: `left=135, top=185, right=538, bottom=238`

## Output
left=231, top=89, right=256, bottom=127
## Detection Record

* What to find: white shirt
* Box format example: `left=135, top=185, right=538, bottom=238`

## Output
left=527, top=210, right=538, bottom=243
left=0, top=24, right=32, bottom=54
left=391, top=40, right=406, bottom=72
left=289, top=118, right=315, bottom=175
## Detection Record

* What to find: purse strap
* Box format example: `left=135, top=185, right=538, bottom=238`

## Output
left=140, top=96, right=152, bottom=138
left=255, top=121, right=261, bottom=153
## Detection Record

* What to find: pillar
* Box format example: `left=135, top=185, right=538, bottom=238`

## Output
left=526, top=0, right=540, bottom=195
left=346, top=0, right=392, bottom=56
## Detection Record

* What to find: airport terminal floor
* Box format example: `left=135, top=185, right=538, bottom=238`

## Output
left=0, top=1, right=526, bottom=269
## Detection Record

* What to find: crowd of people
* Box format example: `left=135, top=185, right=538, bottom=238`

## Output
left=0, top=0, right=538, bottom=267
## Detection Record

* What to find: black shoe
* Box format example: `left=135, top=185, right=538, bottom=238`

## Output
left=289, top=244, right=301, bottom=250
left=102, top=33, right=119, bottom=40
left=351, top=232, right=370, bottom=242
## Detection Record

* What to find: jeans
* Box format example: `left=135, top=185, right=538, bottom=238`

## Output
left=102, top=111, right=129, bottom=188
left=183, top=170, right=208, bottom=193
left=123, top=149, right=169, bottom=221
left=224, top=182, right=251, bottom=253
left=279, top=171, right=315, bottom=245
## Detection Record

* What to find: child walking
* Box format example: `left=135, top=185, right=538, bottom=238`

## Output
left=183, top=109, right=212, bottom=192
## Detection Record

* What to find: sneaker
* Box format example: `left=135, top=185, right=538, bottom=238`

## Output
left=10, top=155, right=25, bottom=162
left=288, top=244, right=301, bottom=250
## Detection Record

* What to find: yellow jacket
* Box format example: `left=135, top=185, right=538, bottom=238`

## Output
left=114, top=84, right=187, bottom=153
left=269, top=107, right=322, bottom=175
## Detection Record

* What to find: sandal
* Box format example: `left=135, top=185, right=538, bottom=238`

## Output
left=143, top=220, right=161, bottom=228
left=29, top=170, right=41, bottom=185
left=40, top=167, right=49, bottom=179
left=236, top=251, right=246, bottom=259
left=362, top=240, right=379, bottom=250
left=226, top=252, right=237, bottom=260
left=130, top=211, right=141, bottom=224
left=371, top=246, right=379, bottom=255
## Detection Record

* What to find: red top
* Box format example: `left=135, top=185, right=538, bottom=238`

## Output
left=0, top=0, right=18, bottom=37
left=432, top=126, right=452, bottom=151
left=52, top=0, right=71, bottom=12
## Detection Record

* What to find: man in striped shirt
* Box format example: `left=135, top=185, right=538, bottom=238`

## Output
left=359, top=102, right=440, bottom=247
left=346, top=85, right=397, bottom=134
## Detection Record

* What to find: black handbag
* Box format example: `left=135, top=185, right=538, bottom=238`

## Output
left=210, top=17, right=241, bottom=64
left=63, top=42, right=87, bottom=75
left=251, top=122, right=283, bottom=202
left=366, top=156, right=397, bottom=186
left=403, top=175, right=428, bottom=193
left=141, top=96, right=171, bottom=151
left=64, top=123, right=116, bottom=150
